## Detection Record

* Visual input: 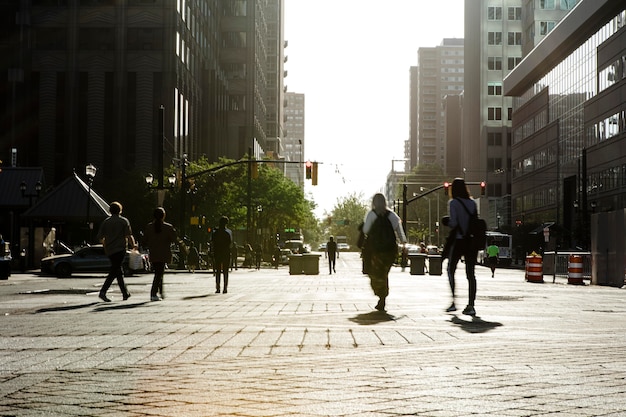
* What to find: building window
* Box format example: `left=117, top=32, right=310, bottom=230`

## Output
left=488, top=83, right=502, bottom=96
left=508, top=107, right=513, bottom=121
left=488, top=107, right=502, bottom=121
left=488, top=158, right=503, bottom=172
left=508, top=57, right=522, bottom=70
left=560, top=0, right=578, bottom=10
left=508, top=7, right=522, bottom=20
left=540, top=21, right=556, bottom=35
left=488, top=132, right=503, bottom=146
left=488, top=57, right=502, bottom=70
left=507, top=32, right=522, bottom=46
left=488, top=6, right=502, bottom=20
left=488, top=32, right=503, bottom=45
left=539, top=0, right=555, bottom=9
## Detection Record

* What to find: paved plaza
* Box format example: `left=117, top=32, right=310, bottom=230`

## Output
left=0, top=252, right=625, bottom=416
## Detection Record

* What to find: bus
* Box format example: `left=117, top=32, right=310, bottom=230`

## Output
left=477, top=231, right=513, bottom=266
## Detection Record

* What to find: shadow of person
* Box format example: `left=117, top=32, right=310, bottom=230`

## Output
left=93, top=301, right=150, bottom=312
left=182, top=294, right=213, bottom=300
left=36, top=302, right=100, bottom=314
left=449, top=315, right=503, bottom=333
left=349, top=311, right=402, bottom=325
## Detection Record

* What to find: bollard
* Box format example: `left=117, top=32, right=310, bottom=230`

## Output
left=525, top=254, right=543, bottom=283
left=567, top=254, right=584, bottom=285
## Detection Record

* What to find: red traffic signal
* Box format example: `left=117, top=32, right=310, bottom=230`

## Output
left=443, top=182, right=450, bottom=196
left=480, top=181, right=486, bottom=195
left=305, top=161, right=312, bottom=179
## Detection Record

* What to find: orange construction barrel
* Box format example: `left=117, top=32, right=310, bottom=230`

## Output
left=567, top=254, right=584, bottom=285
left=526, top=254, right=543, bottom=283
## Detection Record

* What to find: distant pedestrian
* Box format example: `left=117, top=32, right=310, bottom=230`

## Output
left=187, top=241, right=200, bottom=273
left=486, top=241, right=500, bottom=278
left=212, top=216, right=232, bottom=293
left=96, top=202, right=136, bottom=302
left=254, top=242, right=262, bottom=270
left=243, top=243, right=253, bottom=268
left=143, top=207, right=178, bottom=301
left=325, top=236, right=338, bottom=274
left=230, top=241, right=238, bottom=270
left=363, top=193, right=407, bottom=312
left=273, top=244, right=281, bottom=269
left=442, top=178, right=478, bottom=316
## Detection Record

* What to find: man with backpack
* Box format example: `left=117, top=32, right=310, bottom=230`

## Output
left=362, top=193, right=407, bottom=312
left=442, top=178, right=483, bottom=316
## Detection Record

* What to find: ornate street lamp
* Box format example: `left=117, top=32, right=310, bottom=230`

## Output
left=145, top=172, right=176, bottom=206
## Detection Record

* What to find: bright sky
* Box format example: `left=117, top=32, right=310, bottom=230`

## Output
left=284, top=0, right=465, bottom=219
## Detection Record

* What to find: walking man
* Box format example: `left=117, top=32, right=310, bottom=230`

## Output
left=486, top=241, right=500, bottom=278
left=97, top=202, right=136, bottom=302
left=325, top=236, right=338, bottom=274
left=212, top=216, right=232, bottom=294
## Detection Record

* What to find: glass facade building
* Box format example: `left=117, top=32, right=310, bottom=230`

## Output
left=505, top=0, right=626, bottom=248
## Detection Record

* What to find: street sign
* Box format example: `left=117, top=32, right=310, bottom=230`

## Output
left=543, top=227, right=550, bottom=243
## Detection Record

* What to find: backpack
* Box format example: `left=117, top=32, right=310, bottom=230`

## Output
left=456, top=198, right=487, bottom=253
left=367, top=210, right=398, bottom=253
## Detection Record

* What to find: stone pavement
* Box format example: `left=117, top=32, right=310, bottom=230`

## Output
left=0, top=252, right=625, bottom=417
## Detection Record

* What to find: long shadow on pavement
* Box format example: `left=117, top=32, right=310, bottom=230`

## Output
left=93, top=301, right=151, bottom=312
left=349, top=311, right=405, bottom=325
left=36, top=302, right=100, bottom=313
left=449, top=315, right=503, bottom=333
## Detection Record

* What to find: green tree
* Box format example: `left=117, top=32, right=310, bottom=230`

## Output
left=326, top=192, right=368, bottom=249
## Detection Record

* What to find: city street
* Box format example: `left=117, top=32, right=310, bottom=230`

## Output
left=0, top=252, right=625, bottom=416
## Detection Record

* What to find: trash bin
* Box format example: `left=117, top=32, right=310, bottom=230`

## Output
left=288, top=254, right=303, bottom=275
left=408, top=254, right=426, bottom=275
left=0, top=258, right=10, bottom=280
left=302, top=254, right=321, bottom=275
left=428, top=255, right=442, bottom=276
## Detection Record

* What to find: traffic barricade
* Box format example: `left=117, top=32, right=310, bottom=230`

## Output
left=525, top=253, right=543, bottom=283
left=567, top=254, right=584, bottom=285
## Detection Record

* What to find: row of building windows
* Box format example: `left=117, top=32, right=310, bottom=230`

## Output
left=598, top=55, right=626, bottom=93
left=488, top=32, right=523, bottom=46
left=488, top=107, right=514, bottom=121
left=514, top=185, right=557, bottom=214
left=512, top=145, right=557, bottom=179
left=487, top=57, right=523, bottom=71
left=538, top=0, right=579, bottom=10
left=587, top=110, right=626, bottom=146
left=587, top=164, right=626, bottom=196
left=487, top=6, right=522, bottom=21
left=513, top=109, right=548, bottom=144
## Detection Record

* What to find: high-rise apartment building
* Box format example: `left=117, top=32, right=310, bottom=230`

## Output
left=411, top=39, right=464, bottom=171
left=463, top=0, right=573, bottom=230
left=283, top=92, right=305, bottom=188
left=0, top=0, right=285, bottom=186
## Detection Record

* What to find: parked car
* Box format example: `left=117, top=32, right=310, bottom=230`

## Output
left=40, top=245, right=147, bottom=278
left=337, top=243, right=350, bottom=252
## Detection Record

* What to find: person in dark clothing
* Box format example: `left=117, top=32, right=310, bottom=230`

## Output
left=254, top=242, right=262, bottom=270
left=96, top=202, right=136, bottom=302
left=443, top=178, right=478, bottom=316
left=325, top=236, right=339, bottom=274
left=362, top=193, right=407, bottom=312
left=212, top=216, right=232, bottom=294
left=143, top=207, right=178, bottom=301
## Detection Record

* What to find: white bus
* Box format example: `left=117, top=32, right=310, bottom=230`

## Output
left=477, top=231, right=513, bottom=266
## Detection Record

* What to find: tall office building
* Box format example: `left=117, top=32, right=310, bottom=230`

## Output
left=463, top=0, right=573, bottom=229
left=283, top=92, right=305, bottom=188
left=412, top=39, right=464, bottom=171
left=0, top=0, right=285, bottom=186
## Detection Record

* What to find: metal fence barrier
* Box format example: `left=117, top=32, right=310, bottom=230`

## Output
left=543, top=251, right=592, bottom=282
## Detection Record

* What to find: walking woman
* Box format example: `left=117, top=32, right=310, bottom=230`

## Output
left=443, top=178, right=478, bottom=316
left=143, top=207, right=178, bottom=301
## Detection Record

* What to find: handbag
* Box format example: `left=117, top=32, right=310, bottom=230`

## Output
left=129, top=249, right=144, bottom=270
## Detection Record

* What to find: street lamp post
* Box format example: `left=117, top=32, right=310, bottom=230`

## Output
left=19, top=180, right=42, bottom=269
left=145, top=172, right=176, bottom=206
left=85, top=164, right=97, bottom=244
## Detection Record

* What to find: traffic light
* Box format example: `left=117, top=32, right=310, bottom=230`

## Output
left=305, top=161, right=312, bottom=179
left=311, top=162, right=318, bottom=185
left=480, top=181, right=486, bottom=195
left=443, top=181, right=450, bottom=196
